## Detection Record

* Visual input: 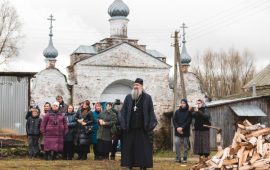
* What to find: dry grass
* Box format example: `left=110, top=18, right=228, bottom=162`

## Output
left=0, top=155, right=197, bottom=170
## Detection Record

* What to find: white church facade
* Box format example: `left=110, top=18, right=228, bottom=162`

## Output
left=31, top=0, right=206, bottom=146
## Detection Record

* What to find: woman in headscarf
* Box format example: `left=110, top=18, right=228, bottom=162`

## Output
left=192, top=99, right=211, bottom=161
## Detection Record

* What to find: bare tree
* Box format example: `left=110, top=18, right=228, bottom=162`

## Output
left=191, top=48, right=256, bottom=99
left=0, top=0, right=22, bottom=65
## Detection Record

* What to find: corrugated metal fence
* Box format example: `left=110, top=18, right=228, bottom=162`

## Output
left=0, top=76, right=29, bottom=134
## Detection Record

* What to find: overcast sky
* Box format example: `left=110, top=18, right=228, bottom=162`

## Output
left=2, top=0, right=270, bottom=74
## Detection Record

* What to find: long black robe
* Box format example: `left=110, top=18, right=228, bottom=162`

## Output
left=120, top=92, right=157, bottom=168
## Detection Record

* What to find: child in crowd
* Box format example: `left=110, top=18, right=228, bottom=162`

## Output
left=26, top=108, right=42, bottom=158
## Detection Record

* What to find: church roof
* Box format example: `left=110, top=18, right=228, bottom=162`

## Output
left=146, top=49, right=166, bottom=58
left=43, top=37, right=58, bottom=58
left=181, top=43, right=191, bottom=65
left=74, top=42, right=171, bottom=68
left=243, top=63, right=270, bottom=89
left=72, top=45, right=97, bottom=55
left=108, top=0, right=129, bottom=17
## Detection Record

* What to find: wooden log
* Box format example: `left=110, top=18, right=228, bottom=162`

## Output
left=215, top=150, right=224, bottom=158
left=257, top=136, right=263, bottom=156
left=238, top=124, right=246, bottom=129
left=246, top=124, right=266, bottom=131
left=250, top=152, right=261, bottom=164
left=218, top=147, right=231, bottom=168
left=232, top=165, right=238, bottom=170
left=242, top=150, right=250, bottom=165
left=222, top=158, right=239, bottom=166
left=230, top=145, right=241, bottom=155
left=232, top=129, right=241, bottom=149
left=264, top=134, right=270, bottom=142
left=243, top=119, right=253, bottom=126
left=252, top=159, right=268, bottom=168
left=248, top=148, right=254, bottom=157
left=238, top=164, right=253, bottom=170
left=246, top=128, right=270, bottom=139
left=238, top=146, right=246, bottom=167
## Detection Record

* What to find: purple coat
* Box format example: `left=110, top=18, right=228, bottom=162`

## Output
left=41, top=110, right=68, bottom=152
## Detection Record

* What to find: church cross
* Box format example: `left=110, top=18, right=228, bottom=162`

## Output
left=47, top=14, right=56, bottom=36
left=180, top=23, right=188, bottom=43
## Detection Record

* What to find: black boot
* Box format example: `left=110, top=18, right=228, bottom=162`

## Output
left=47, top=152, right=52, bottom=160
left=77, top=153, right=82, bottom=160
left=82, top=153, right=87, bottom=160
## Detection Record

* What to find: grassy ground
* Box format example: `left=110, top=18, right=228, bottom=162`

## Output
left=0, top=151, right=200, bottom=170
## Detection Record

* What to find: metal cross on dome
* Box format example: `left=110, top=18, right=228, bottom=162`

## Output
left=47, top=14, right=55, bottom=36
left=180, top=23, right=188, bottom=43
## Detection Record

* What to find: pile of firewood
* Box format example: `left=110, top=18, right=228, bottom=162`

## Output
left=0, top=129, right=28, bottom=158
left=191, top=120, right=270, bottom=170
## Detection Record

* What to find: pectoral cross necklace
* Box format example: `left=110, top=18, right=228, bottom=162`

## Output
left=133, top=95, right=142, bottom=112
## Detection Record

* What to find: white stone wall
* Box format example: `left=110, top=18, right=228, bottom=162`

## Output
left=71, top=43, right=173, bottom=129
left=70, top=42, right=205, bottom=130
left=31, top=68, right=71, bottom=117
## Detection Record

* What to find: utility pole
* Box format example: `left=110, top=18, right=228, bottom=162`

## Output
left=178, top=23, right=187, bottom=99
left=173, top=31, right=179, bottom=116
left=171, top=31, right=179, bottom=151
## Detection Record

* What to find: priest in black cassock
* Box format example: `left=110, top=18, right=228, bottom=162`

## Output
left=120, top=78, right=158, bottom=170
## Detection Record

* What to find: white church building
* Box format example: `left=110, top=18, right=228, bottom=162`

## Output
left=31, top=0, right=205, bottom=145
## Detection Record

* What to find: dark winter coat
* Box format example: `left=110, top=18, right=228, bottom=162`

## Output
left=173, top=107, right=192, bottom=137
left=120, top=92, right=157, bottom=132
left=41, top=110, right=68, bottom=152
left=97, top=110, right=117, bottom=141
left=192, top=107, right=211, bottom=131
left=64, top=112, right=77, bottom=142
left=26, top=116, right=41, bottom=136
left=91, top=110, right=100, bottom=144
left=75, top=109, right=94, bottom=146
left=59, top=101, right=68, bottom=114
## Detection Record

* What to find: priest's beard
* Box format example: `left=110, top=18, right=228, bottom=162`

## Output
left=131, top=88, right=143, bottom=100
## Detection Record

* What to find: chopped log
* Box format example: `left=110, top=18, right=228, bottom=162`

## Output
left=230, top=145, right=241, bottom=155
left=238, top=164, right=253, bottom=170
left=264, top=134, right=270, bottom=142
left=250, top=152, right=261, bottom=164
left=237, top=146, right=246, bottom=167
left=246, top=124, right=266, bottom=131
left=222, top=158, right=239, bottom=166
left=242, top=150, right=250, bottom=165
left=239, top=133, right=248, bottom=142
left=248, top=148, right=254, bottom=157
left=232, top=129, right=241, bottom=149
left=238, top=124, right=246, bottom=129
left=218, top=147, right=231, bottom=168
left=257, top=136, right=263, bottom=156
left=215, top=149, right=225, bottom=158
left=252, top=159, right=269, bottom=168
left=243, top=119, right=253, bottom=126
left=246, top=128, right=270, bottom=138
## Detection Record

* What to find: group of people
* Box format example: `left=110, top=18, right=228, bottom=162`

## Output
left=25, top=77, right=211, bottom=170
left=25, top=96, right=120, bottom=161
left=173, top=98, right=211, bottom=164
